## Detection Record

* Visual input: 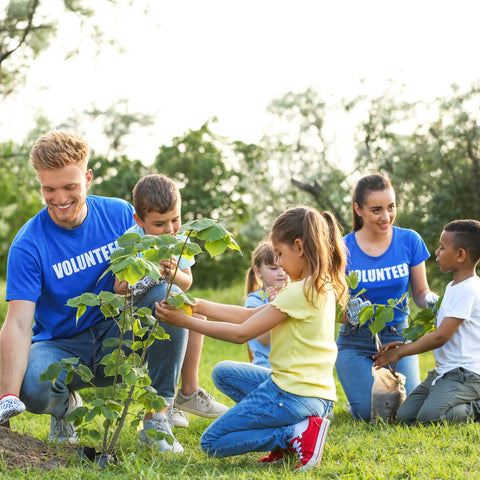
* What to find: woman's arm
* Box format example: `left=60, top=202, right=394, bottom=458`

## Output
left=155, top=302, right=287, bottom=344
left=409, top=262, right=431, bottom=308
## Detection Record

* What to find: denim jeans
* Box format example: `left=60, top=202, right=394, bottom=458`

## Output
left=20, top=282, right=188, bottom=417
left=134, top=282, right=188, bottom=405
left=336, top=320, right=420, bottom=421
left=398, top=367, right=480, bottom=424
left=202, top=360, right=333, bottom=458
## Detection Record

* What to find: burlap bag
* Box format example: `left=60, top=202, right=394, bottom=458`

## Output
left=370, top=366, right=406, bottom=424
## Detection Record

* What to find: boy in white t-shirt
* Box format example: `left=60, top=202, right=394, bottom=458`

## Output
left=373, top=219, right=480, bottom=423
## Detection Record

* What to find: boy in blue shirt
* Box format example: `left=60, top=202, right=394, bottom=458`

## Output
left=374, top=219, right=480, bottom=423
left=115, top=174, right=228, bottom=452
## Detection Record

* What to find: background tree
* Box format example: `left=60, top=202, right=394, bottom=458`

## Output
left=0, top=0, right=122, bottom=98
left=353, top=82, right=480, bottom=287
left=153, top=119, right=251, bottom=287
left=261, top=87, right=351, bottom=229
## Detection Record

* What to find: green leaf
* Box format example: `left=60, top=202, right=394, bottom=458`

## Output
left=100, top=405, right=119, bottom=420
left=100, top=303, right=120, bottom=318
left=39, top=363, right=64, bottom=383
left=196, top=224, right=228, bottom=242
left=123, top=370, right=137, bottom=387
left=117, top=232, right=142, bottom=247
left=85, top=409, right=99, bottom=423
left=98, top=291, right=118, bottom=302
left=150, top=397, right=165, bottom=412
left=61, top=357, right=80, bottom=365
left=204, top=239, right=228, bottom=257
left=79, top=292, right=100, bottom=307
left=91, top=398, right=105, bottom=407
left=103, top=338, right=121, bottom=349
left=358, top=305, right=374, bottom=326
left=124, top=259, right=147, bottom=286
left=66, top=406, right=88, bottom=422
left=77, top=364, right=94, bottom=382
left=76, top=304, right=87, bottom=323
left=346, top=271, right=359, bottom=289
left=66, top=296, right=82, bottom=307
left=369, top=306, right=394, bottom=336
left=86, top=429, right=103, bottom=443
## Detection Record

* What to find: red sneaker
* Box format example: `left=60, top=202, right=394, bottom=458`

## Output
left=289, top=416, right=330, bottom=471
left=257, top=447, right=296, bottom=463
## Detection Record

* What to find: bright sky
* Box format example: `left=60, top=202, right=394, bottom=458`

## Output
left=3, top=0, right=480, bottom=164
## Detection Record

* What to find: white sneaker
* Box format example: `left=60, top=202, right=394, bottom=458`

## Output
left=139, top=412, right=184, bottom=453
left=174, top=388, right=228, bottom=419
left=167, top=405, right=189, bottom=428
left=48, top=391, right=82, bottom=443
left=0, top=395, right=25, bottom=425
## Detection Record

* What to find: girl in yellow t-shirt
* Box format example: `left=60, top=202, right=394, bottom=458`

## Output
left=156, top=206, right=348, bottom=472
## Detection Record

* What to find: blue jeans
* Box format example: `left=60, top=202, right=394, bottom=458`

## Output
left=134, top=282, right=188, bottom=405
left=201, top=360, right=333, bottom=458
left=336, top=321, right=420, bottom=421
left=20, top=283, right=187, bottom=417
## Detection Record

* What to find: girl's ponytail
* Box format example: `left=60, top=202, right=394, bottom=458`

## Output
left=245, top=266, right=259, bottom=296
left=321, top=211, right=348, bottom=307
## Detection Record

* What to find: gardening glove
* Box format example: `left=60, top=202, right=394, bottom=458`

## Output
left=345, top=297, right=372, bottom=326
left=0, top=394, right=25, bottom=425
left=424, top=291, right=439, bottom=311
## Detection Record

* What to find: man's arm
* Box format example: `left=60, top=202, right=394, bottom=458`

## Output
left=0, top=300, right=35, bottom=396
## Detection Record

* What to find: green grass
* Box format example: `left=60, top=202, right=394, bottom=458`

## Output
left=1, top=282, right=480, bottom=478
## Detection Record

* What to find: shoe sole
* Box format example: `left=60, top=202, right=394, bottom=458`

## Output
left=0, top=408, right=25, bottom=425
left=298, top=418, right=330, bottom=471
left=173, top=403, right=227, bottom=419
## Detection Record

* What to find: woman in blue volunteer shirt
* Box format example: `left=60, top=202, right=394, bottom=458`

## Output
left=335, top=174, right=436, bottom=421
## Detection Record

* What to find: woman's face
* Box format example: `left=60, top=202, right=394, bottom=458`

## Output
left=354, top=187, right=396, bottom=235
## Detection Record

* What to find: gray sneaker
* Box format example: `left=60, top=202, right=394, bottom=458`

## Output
left=48, top=391, right=82, bottom=443
left=167, top=404, right=189, bottom=428
left=139, top=412, right=184, bottom=453
left=174, top=388, right=229, bottom=419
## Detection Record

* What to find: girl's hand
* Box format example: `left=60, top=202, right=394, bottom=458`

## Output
left=372, top=341, right=404, bottom=368
left=155, top=301, right=189, bottom=328
left=265, top=286, right=278, bottom=301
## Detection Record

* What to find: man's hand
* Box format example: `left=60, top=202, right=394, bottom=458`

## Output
left=0, top=394, right=25, bottom=425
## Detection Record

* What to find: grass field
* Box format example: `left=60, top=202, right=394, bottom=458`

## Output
left=1, top=281, right=479, bottom=479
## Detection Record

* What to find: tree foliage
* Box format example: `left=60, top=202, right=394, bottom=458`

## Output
left=0, top=0, right=109, bottom=97
left=353, top=82, right=480, bottom=286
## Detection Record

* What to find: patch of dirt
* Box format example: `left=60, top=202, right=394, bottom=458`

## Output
left=0, top=425, right=77, bottom=471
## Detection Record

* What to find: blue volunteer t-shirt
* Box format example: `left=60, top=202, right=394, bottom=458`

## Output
left=6, top=196, right=135, bottom=342
left=344, top=226, right=430, bottom=326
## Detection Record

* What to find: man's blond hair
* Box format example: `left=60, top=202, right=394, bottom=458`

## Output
left=30, top=130, right=89, bottom=171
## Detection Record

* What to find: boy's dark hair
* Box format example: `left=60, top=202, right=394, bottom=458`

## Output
left=444, top=219, right=480, bottom=264
left=133, top=174, right=181, bottom=219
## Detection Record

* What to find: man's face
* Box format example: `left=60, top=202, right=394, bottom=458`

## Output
left=134, top=204, right=181, bottom=236
left=38, top=165, right=92, bottom=229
